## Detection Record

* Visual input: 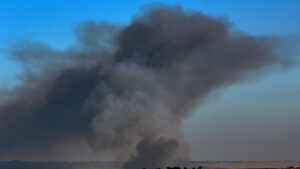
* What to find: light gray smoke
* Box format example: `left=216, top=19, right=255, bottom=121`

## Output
left=0, top=4, right=294, bottom=168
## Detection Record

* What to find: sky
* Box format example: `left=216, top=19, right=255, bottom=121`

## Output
left=0, top=0, right=300, bottom=161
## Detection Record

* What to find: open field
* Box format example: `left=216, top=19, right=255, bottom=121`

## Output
left=1, top=161, right=300, bottom=169
left=191, top=161, right=300, bottom=169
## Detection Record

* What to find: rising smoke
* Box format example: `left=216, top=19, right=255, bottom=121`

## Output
left=0, top=4, right=294, bottom=169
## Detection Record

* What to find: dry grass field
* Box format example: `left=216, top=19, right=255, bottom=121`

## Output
left=1, top=161, right=300, bottom=169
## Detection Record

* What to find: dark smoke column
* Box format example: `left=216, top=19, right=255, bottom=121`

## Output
left=123, top=138, right=181, bottom=169
left=116, top=5, right=291, bottom=169
left=0, top=3, right=294, bottom=167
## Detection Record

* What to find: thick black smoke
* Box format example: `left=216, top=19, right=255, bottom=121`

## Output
left=0, top=4, right=294, bottom=168
left=123, top=138, right=182, bottom=169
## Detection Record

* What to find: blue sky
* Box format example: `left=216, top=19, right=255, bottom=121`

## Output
left=0, top=0, right=300, bottom=160
left=1, top=0, right=300, bottom=86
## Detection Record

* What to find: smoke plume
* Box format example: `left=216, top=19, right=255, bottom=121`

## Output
left=0, top=4, right=294, bottom=168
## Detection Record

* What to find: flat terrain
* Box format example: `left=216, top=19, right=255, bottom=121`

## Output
left=192, top=161, right=300, bottom=168
left=1, top=161, right=300, bottom=169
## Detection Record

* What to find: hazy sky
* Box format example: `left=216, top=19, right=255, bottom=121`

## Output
left=0, top=0, right=300, bottom=161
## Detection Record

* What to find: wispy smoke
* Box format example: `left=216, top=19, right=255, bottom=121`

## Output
left=0, top=4, right=294, bottom=168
